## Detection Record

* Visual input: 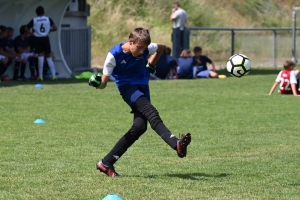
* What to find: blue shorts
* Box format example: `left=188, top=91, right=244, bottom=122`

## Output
left=118, top=84, right=150, bottom=111
left=197, top=70, right=211, bottom=78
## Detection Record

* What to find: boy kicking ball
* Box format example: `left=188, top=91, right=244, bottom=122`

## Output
left=89, top=27, right=191, bottom=177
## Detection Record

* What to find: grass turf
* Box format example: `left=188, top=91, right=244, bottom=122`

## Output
left=0, top=70, right=300, bottom=199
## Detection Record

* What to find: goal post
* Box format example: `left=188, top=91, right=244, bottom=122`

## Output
left=292, top=5, right=300, bottom=63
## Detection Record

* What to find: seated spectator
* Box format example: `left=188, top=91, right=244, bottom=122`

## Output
left=150, top=46, right=177, bottom=80
left=268, top=60, right=300, bottom=96
left=27, top=33, right=39, bottom=80
left=177, top=49, right=199, bottom=79
left=0, top=26, right=9, bottom=81
left=14, top=25, right=36, bottom=80
left=6, top=27, right=15, bottom=51
left=0, top=25, right=22, bottom=81
left=0, top=56, right=9, bottom=81
left=193, top=46, right=218, bottom=78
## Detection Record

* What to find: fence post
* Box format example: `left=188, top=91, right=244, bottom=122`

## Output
left=231, top=29, right=235, bottom=55
left=273, top=30, right=277, bottom=67
left=183, top=28, right=190, bottom=50
left=292, top=6, right=300, bottom=63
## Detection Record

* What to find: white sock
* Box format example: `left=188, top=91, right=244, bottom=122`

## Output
left=38, top=56, right=44, bottom=78
left=46, top=57, right=56, bottom=76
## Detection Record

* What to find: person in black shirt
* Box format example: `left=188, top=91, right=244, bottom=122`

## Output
left=0, top=25, right=22, bottom=80
left=14, top=25, right=36, bottom=80
left=151, top=46, right=177, bottom=80
left=193, top=46, right=218, bottom=78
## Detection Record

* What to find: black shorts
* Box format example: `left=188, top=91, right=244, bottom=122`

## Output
left=34, top=36, right=51, bottom=55
left=118, top=84, right=151, bottom=113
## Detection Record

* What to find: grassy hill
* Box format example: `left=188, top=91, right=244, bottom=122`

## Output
left=87, top=0, right=300, bottom=66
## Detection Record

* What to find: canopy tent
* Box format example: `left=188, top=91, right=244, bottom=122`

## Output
left=0, top=0, right=72, bottom=78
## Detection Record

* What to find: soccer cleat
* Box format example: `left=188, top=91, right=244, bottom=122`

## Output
left=52, top=76, right=57, bottom=81
left=177, top=133, right=191, bottom=158
left=37, top=77, right=43, bottom=81
left=96, top=161, right=120, bottom=177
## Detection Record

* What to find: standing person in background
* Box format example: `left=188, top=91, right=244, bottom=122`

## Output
left=193, top=46, right=218, bottom=78
left=170, top=2, right=187, bottom=55
left=26, top=6, right=57, bottom=81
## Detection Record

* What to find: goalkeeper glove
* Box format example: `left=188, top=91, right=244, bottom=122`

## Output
left=146, top=62, right=156, bottom=74
left=88, top=73, right=102, bottom=88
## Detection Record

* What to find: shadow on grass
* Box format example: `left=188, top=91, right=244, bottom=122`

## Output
left=217, top=68, right=280, bottom=77
left=0, top=79, right=90, bottom=88
left=134, top=172, right=230, bottom=180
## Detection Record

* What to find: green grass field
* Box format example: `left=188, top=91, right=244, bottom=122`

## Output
left=1, top=70, right=300, bottom=200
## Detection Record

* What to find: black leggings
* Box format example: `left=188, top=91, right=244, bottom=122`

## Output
left=102, top=96, right=178, bottom=166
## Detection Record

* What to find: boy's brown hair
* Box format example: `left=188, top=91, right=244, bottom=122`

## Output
left=129, top=27, right=151, bottom=45
left=283, top=60, right=295, bottom=69
left=193, top=46, right=202, bottom=53
left=164, top=46, right=171, bottom=55
left=179, top=49, right=192, bottom=58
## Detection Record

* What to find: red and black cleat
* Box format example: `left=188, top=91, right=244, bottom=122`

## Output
left=176, top=133, right=191, bottom=158
left=96, top=161, right=120, bottom=177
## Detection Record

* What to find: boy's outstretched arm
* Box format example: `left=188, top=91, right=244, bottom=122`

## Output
left=268, top=82, right=279, bottom=95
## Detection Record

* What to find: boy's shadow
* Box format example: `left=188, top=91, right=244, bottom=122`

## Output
left=130, top=172, right=230, bottom=180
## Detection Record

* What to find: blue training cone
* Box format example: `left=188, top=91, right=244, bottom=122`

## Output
left=35, top=84, right=43, bottom=88
left=34, top=119, right=46, bottom=124
left=103, top=194, right=122, bottom=200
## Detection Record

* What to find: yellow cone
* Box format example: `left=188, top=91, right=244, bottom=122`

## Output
left=218, top=74, right=227, bottom=79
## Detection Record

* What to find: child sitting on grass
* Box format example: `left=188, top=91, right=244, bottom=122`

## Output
left=268, top=60, right=300, bottom=96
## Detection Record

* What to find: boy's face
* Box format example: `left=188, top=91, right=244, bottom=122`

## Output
left=194, top=50, right=201, bottom=57
left=1, top=30, right=7, bottom=38
left=8, top=30, right=13, bottom=37
left=129, top=39, right=148, bottom=57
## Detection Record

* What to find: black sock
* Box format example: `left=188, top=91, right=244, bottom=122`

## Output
left=20, top=63, right=27, bottom=77
left=297, top=79, right=299, bottom=89
left=102, top=112, right=147, bottom=166
left=13, top=61, right=21, bottom=79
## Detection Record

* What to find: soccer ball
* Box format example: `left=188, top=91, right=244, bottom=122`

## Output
left=226, top=54, right=251, bottom=78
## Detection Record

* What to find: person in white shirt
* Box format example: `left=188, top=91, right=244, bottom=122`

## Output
left=170, top=2, right=187, bottom=53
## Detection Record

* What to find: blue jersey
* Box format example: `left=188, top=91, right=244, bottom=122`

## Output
left=155, top=54, right=177, bottom=79
left=103, top=43, right=158, bottom=87
left=177, top=57, right=197, bottom=79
